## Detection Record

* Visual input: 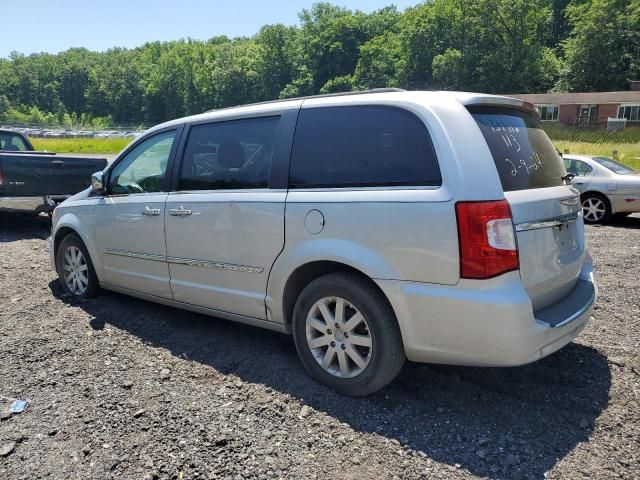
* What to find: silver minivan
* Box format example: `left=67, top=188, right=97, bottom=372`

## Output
left=50, top=90, right=597, bottom=396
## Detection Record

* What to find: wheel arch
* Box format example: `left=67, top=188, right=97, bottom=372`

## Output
left=280, top=260, right=398, bottom=330
left=581, top=190, right=615, bottom=215
left=53, top=226, right=78, bottom=257
left=266, top=238, right=402, bottom=326
left=52, top=213, right=103, bottom=278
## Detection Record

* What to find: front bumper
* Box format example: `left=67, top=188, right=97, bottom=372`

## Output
left=376, top=259, right=596, bottom=367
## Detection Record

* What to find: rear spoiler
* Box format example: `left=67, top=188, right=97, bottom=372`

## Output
left=457, top=94, right=540, bottom=120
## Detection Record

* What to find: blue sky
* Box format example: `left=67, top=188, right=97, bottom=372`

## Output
left=2, top=0, right=421, bottom=58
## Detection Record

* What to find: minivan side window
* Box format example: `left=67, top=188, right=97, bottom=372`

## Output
left=178, top=116, right=280, bottom=191
left=289, top=106, right=441, bottom=188
left=109, top=130, right=176, bottom=195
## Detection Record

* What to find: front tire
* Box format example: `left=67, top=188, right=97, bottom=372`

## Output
left=55, top=233, right=100, bottom=298
left=581, top=193, right=611, bottom=224
left=292, top=272, right=405, bottom=396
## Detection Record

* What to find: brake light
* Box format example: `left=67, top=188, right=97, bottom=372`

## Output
left=455, top=200, right=519, bottom=279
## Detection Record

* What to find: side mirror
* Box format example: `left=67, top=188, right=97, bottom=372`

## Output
left=91, top=171, right=106, bottom=195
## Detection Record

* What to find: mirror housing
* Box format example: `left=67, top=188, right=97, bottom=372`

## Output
left=91, top=171, right=106, bottom=195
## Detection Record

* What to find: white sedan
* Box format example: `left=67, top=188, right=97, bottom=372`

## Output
left=563, top=155, right=640, bottom=224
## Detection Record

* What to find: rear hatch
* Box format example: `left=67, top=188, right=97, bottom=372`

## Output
left=470, top=106, right=584, bottom=311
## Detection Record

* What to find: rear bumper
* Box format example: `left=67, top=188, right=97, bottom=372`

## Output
left=376, top=257, right=596, bottom=367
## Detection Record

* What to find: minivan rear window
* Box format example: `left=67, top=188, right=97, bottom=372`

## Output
left=469, top=107, right=566, bottom=192
left=289, top=105, right=441, bottom=188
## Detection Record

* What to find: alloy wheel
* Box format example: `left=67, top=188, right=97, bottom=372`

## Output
left=305, top=296, right=372, bottom=378
left=582, top=197, right=606, bottom=222
left=62, top=245, right=89, bottom=295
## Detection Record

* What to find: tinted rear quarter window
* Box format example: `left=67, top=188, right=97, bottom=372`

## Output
left=289, top=105, right=441, bottom=188
left=470, top=107, right=566, bottom=192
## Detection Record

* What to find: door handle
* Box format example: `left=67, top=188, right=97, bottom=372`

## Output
left=142, top=207, right=161, bottom=216
left=575, top=182, right=584, bottom=185
left=169, top=207, right=192, bottom=216
left=51, top=160, right=65, bottom=166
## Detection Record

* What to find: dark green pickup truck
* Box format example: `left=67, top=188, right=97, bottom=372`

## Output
left=0, top=129, right=107, bottom=215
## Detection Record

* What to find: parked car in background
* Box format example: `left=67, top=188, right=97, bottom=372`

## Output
left=1, top=125, right=142, bottom=140
left=0, top=129, right=108, bottom=215
left=50, top=90, right=596, bottom=396
left=563, top=154, right=640, bottom=224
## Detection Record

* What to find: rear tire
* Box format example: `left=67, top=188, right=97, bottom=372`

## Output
left=55, top=233, right=100, bottom=299
left=581, top=193, right=611, bottom=224
left=292, top=272, right=405, bottom=396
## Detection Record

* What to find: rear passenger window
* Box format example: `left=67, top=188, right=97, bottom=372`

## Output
left=179, top=116, right=279, bottom=191
left=289, top=106, right=441, bottom=188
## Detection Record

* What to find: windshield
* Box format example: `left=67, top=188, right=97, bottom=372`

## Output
left=0, top=132, right=31, bottom=151
left=592, top=156, right=638, bottom=175
left=469, top=107, right=566, bottom=192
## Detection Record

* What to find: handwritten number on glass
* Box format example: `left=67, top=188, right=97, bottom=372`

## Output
left=505, top=153, right=545, bottom=177
left=501, top=134, right=521, bottom=152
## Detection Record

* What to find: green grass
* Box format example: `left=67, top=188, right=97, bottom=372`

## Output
left=30, top=136, right=132, bottom=154
left=551, top=141, right=640, bottom=170
left=543, top=124, right=640, bottom=144
left=543, top=124, right=640, bottom=170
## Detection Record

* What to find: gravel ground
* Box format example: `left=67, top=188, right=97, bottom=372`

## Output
left=0, top=213, right=638, bottom=480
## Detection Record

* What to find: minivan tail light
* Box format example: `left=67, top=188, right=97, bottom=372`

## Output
left=455, top=200, right=519, bottom=279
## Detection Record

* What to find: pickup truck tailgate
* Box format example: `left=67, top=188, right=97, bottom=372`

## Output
left=0, top=154, right=107, bottom=196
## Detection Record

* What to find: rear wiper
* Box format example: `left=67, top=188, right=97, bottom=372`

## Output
left=561, top=173, right=575, bottom=184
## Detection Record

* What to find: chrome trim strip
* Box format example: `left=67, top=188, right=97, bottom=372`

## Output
left=103, top=249, right=166, bottom=262
left=102, top=249, right=264, bottom=274
left=166, top=256, right=264, bottom=274
left=515, top=211, right=580, bottom=232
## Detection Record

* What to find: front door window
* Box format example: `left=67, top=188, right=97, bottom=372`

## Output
left=109, top=130, right=176, bottom=195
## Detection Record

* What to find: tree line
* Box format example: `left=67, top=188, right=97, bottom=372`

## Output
left=0, top=0, right=638, bottom=127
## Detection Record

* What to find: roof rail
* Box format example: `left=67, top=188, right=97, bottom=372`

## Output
left=206, top=88, right=406, bottom=113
